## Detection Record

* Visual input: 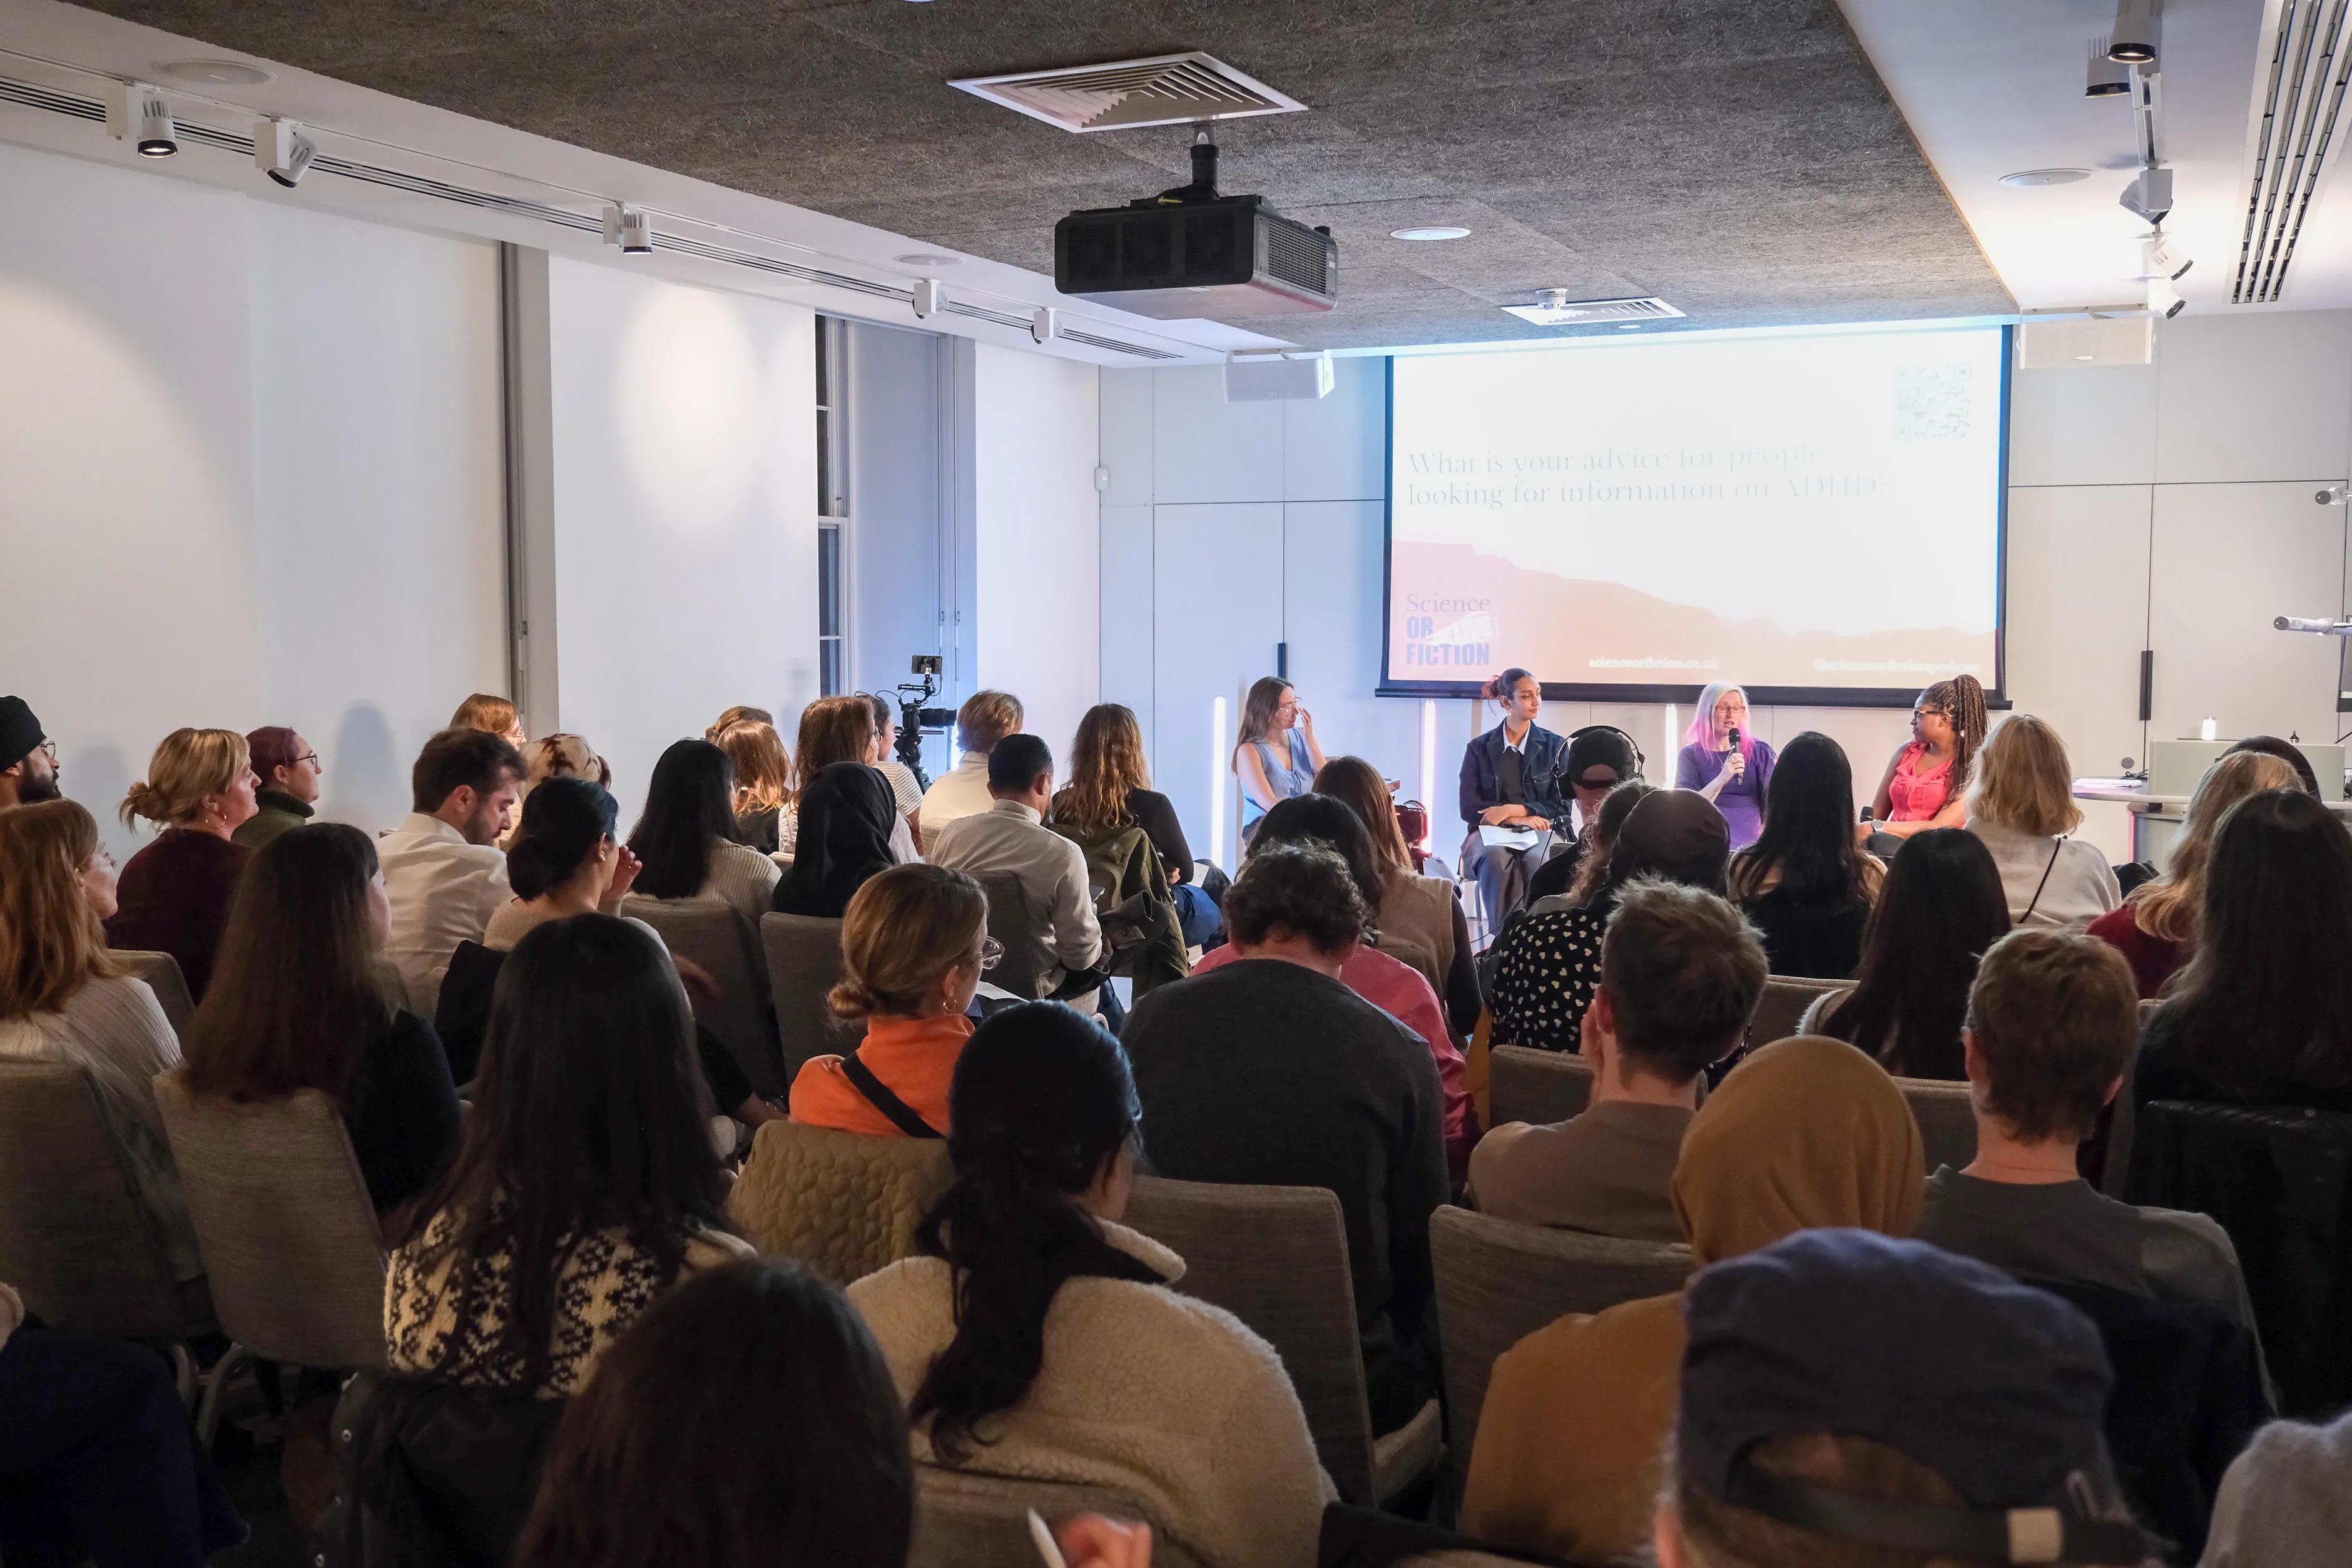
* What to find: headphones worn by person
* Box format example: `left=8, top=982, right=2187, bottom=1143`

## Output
left=1565, top=723, right=1647, bottom=783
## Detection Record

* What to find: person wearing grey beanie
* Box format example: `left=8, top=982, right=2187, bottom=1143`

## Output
left=2200, top=1412, right=2352, bottom=1567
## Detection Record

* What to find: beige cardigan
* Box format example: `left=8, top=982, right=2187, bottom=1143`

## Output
left=848, top=1221, right=1336, bottom=1568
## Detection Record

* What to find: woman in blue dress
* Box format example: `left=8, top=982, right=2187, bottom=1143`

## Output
left=1233, top=676, right=1324, bottom=847
left=1676, top=680, right=1775, bottom=850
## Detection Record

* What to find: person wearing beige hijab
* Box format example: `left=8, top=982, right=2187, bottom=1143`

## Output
left=1459, top=1035, right=1924, bottom=1564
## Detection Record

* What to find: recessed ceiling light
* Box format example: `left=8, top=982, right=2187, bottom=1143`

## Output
left=1390, top=226, right=1471, bottom=242
left=2000, top=168, right=2090, bottom=188
left=895, top=253, right=961, bottom=268
left=155, top=59, right=274, bottom=86
left=2075, top=354, right=2095, bottom=361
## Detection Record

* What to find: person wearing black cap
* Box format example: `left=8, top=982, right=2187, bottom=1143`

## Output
left=1488, top=790, right=1732, bottom=1052
left=1659, top=1228, right=2151, bottom=1568
left=0, top=698, right=59, bottom=812
left=1519, top=726, right=1642, bottom=912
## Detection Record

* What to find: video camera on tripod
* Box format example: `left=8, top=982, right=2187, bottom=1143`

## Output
left=893, top=655, right=957, bottom=789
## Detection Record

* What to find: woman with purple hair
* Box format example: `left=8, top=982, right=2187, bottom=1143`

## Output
left=1675, top=681, right=1774, bottom=850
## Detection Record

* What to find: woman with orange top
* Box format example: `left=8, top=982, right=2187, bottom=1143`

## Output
left=787, top=864, right=992, bottom=1138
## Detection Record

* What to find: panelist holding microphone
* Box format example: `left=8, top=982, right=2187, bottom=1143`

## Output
left=1677, top=680, right=1775, bottom=852
left=1459, top=668, right=1570, bottom=925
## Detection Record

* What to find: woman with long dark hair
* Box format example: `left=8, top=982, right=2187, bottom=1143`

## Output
left=627, top=738, right=778, bottom=922
left=386, top=914, right=750, bottom=1399
left=512, top=1260, right=914, bottom=1568
left=1232, top=676, right=1323, bottom=846
left=185, top=824, right=461, bottom=1214
left=771, top=763, right=900, bottom=920
left=1811, top=828, right=2010, bottom=1080
left=1054, top=703, right=1218, bottom=945
left=847, top=1002, right=1331, bottom=1568
left=2135, top=788, right=2352, bottom=1110
left=1727, top=732, right=1881, bottom=978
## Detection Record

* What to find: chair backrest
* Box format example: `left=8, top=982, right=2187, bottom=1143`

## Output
left=1120, top=1174, right=1380, bottom=1505
left=1894, top=1076, right=1977, bottom=1174
left=2127, top=1098, right=2352, bottom=1417
left=1751, top=976, right=1853, bottom=1047
left=758, top=912, right=867, bottom=1078
left=1428, top=1204, right=1694, bottom=1507
left=1488, top=1044, right=1592, bottom=1129
left=0, top=1061, right=194, bottom=1339
left=623, top=898, right=785, bottom=1098
left=153, top=1069, right=387, bottom=1369
left=725, top=1118, right=952, bottom=1285
left=910, top=1468, right=1201, bottom=1568
left=112, top=949, right=195, bottom=1037
left=974, top=869, right=1056, bottom=1000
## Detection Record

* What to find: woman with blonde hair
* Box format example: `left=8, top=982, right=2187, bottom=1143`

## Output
left=449, top=693, right=528, bottom=751
left=1965, top=714, right=2119, bottom=928
left=1314, top=756, right=1477, bottom=1036
left=108, top=727, right=258, bottom=999
left=0, top=800, right=199, bottom=1282
left=786, top=864, right=990, bottom=1138
left=1052, top=703, right=1218, bottom=946
left=2089, top=749, right=2303, bottom=997
left=499, top=732, right=609, bottom=853
left=713, top=719, right=792, bottom=854
left=1232, top=676, right=1323, bottom=846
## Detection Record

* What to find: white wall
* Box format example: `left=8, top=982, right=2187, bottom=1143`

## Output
left=972, top=342, right=1101, bottom=770
left=544, top=259, right=820, bottom=826
left=0, top=139, right=506, bottom=856
left=1107, top=317, right=2352, bottom=867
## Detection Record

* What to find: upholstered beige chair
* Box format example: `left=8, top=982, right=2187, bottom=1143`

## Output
left=1895, top=1075, right=1978, bottom=1174
left=111, top=948, right=195, bottom=1038
left=760, top=912, right=865, bottom=1078
left=1487, top=1044, right=1594, bottom=1129
left=1750, top=976, right=1853, bottom=1046
left=726, top=1118, right=951, bottom=1285
left=625, top=899, right=785, bottom=1097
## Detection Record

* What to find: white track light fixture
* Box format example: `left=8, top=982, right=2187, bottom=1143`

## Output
left=912, top=278, right=945, bottom=319
left=1031, top=306, right=1059, bottom=345
left=601, top=203, right=653, bottom=255
left=2119, top=166, right=2174, bottom=226
left=2109, top=0, right=2161, bottom=66
left=2148, top=276, right=2186, bottom=318
left=255, top=118, right=317, bottom=187
left=2141, top=233, right=2191, bottom=282
left=107, top=83, right=176, bottom=157
left=2085, top=36, right=2131, bottom=96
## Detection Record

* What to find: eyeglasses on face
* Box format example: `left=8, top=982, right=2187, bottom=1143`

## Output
left=1913, top=706, right=1950, bottom=723
left=294, top=753, right=320, bottom=768
left=978, top=936, right=1005, bottom=970
left=36, top=740, right=58, bottom=762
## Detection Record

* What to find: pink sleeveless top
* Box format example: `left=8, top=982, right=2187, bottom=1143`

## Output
left=1887, top=743, right=1953, bottom=822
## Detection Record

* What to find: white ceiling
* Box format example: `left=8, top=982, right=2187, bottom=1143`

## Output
left=1839, top=0, right=2352, bottom=318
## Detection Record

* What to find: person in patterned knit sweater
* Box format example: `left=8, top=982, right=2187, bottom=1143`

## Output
left=386, top=914, right=751, bottom=1399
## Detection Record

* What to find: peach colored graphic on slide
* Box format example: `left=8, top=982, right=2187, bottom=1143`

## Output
left=1390, top=542, right=1992, bottom=687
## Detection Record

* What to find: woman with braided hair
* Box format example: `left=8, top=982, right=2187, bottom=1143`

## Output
left=1866, top=673, right=1987, bottom=841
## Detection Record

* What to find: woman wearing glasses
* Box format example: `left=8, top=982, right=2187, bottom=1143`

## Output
left=1866, top=674, right=1988, bottom=841
left=235, top=727, right=322, bottom=850
left=787, top=864, right=996, bottom=1138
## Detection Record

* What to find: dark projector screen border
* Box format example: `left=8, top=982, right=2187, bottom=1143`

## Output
left=1375, top=326, right=2012, bottom=707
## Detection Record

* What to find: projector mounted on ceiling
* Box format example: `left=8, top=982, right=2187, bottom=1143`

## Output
left=1502, top=292, right=1686, bottom=327
left=1053, top=126, right=1337, bottom=318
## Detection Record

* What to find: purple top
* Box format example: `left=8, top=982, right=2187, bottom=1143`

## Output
left=1676, top=739, right=1776, bottom=850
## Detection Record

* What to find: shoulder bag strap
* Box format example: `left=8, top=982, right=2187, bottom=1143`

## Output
left=837, top=1049, right=943, bottom=1139
left=2019, top=839, right=2065, bottom=924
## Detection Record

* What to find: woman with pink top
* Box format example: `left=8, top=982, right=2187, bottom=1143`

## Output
left=1866, top=674, right=1988, bottom=840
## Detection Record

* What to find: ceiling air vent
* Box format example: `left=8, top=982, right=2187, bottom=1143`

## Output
left=950, top=52, right=1306, bottom=133
left=2232, top=0, right=2352, bottom=303
left=1501, top=293, right=1686, bottom=327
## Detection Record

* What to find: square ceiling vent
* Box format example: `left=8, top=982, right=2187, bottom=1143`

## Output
left=950, top=52, right=1306, bottom=133
left=1502, top=293, right=1687, bottom=327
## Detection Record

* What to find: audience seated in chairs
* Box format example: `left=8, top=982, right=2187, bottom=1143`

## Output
left=928, top=735, right=1107, bottom=999
left=789, top=695, right=918, bottom=862
left=1054, top=702, right=1220, bottom=951
left=1728, top=731, right=1882, bottom=980
left=1487, top=790, right=1729, bottom=1053
left=848, top=1002, right=1333, bottom=1568
left=106, top=726, right=257, bottom=1001
left=1965, top=714, right=2120, bottom=929
left=773, top=761, right=902, bottom=920
left=1194, top=794, right=1474, bottom=1176
left=2089, top=751, right=2301, bottom=1000
left=0, top=695, right=61, bottom=811
left=2134, top=787, right=2352, bottom=1117
left=0, top=798, right=199, bottom=1283
left=628, top=738, right=780, bottom=924
left=711, top=716, right=792, bottom=855
left=233, top=725, right=321, bottom=850
left=1808, top=827, right=2010, bottom=1081
left=1653, top=1229, right=2152, bottom=1568
left=1914, top=927, right=2254, bottom=1327
left=1460, top=1034, right=1922, bottom=1564
left=1470, top=880, right=1766, bottom=1242
left=1315, top=755, right=1478, bottom=1037
left=512, top=1258, right=914, bottom=1568
left=377, top=727, right=524, bottom=1016
left=0, top=1276, right=247, bottom=1567
left=1123, top=840, right=1447, bottom=1437
left=919, top=688, right=1023, bottom=853
left=183, top=823, right=461, bottom=1218
left=788, top=864, right=987, bottom=1138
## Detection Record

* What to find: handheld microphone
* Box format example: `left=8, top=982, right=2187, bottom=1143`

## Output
left=1728, top=725, right=1742, bottom=749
